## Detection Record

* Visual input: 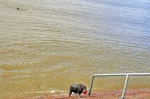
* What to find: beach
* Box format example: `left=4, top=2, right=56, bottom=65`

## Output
left=12, top=89, right=150, bottom=99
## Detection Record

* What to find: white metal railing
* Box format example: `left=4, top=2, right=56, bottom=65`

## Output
left=88, top=73, right=150, bottom=99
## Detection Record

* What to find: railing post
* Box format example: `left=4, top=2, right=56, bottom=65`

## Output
left=88, top=76, right=95, bottom=95
left=88, top=73, right=150, bottom=98
left=120, top=74, right=129, bottom=99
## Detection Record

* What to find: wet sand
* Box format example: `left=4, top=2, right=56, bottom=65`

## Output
left=13, top=89, right=150, bottom=99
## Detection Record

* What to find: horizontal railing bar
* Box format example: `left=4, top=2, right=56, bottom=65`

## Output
left=93, top=73, right=150, bottom=77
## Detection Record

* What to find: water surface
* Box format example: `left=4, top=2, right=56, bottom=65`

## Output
left=0, top=0, right=150, bottom=98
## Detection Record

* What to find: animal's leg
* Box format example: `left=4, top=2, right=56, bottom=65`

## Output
left=69, top=91, right=72, bottom=97
left=77, top=93, right=82, bottom=98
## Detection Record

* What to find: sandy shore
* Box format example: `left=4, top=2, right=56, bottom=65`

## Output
left=13, top=89, right=150, bottom=99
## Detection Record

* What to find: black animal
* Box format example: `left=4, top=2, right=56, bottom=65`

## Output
left=69, top=84, right=87, bottom=98
left=16, top=7, right=19, bottom=10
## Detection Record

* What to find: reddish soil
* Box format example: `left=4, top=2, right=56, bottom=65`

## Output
left=13, top=89, right=150, bottom=99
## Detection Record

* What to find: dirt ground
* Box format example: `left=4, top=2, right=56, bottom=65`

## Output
left=13, top=89, right=150, bottom=99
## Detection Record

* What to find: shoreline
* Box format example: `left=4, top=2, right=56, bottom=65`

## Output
left=13, top=88, right=150, bottom=99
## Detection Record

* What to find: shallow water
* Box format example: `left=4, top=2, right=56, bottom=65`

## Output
left=0, top=0, right=150, bottom=98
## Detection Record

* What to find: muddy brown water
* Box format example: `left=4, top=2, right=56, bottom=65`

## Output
left=0, top=0, right=150, bottom=98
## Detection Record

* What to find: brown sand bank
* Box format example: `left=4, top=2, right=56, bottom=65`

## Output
left=13, top=89, right=150, bottom=99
